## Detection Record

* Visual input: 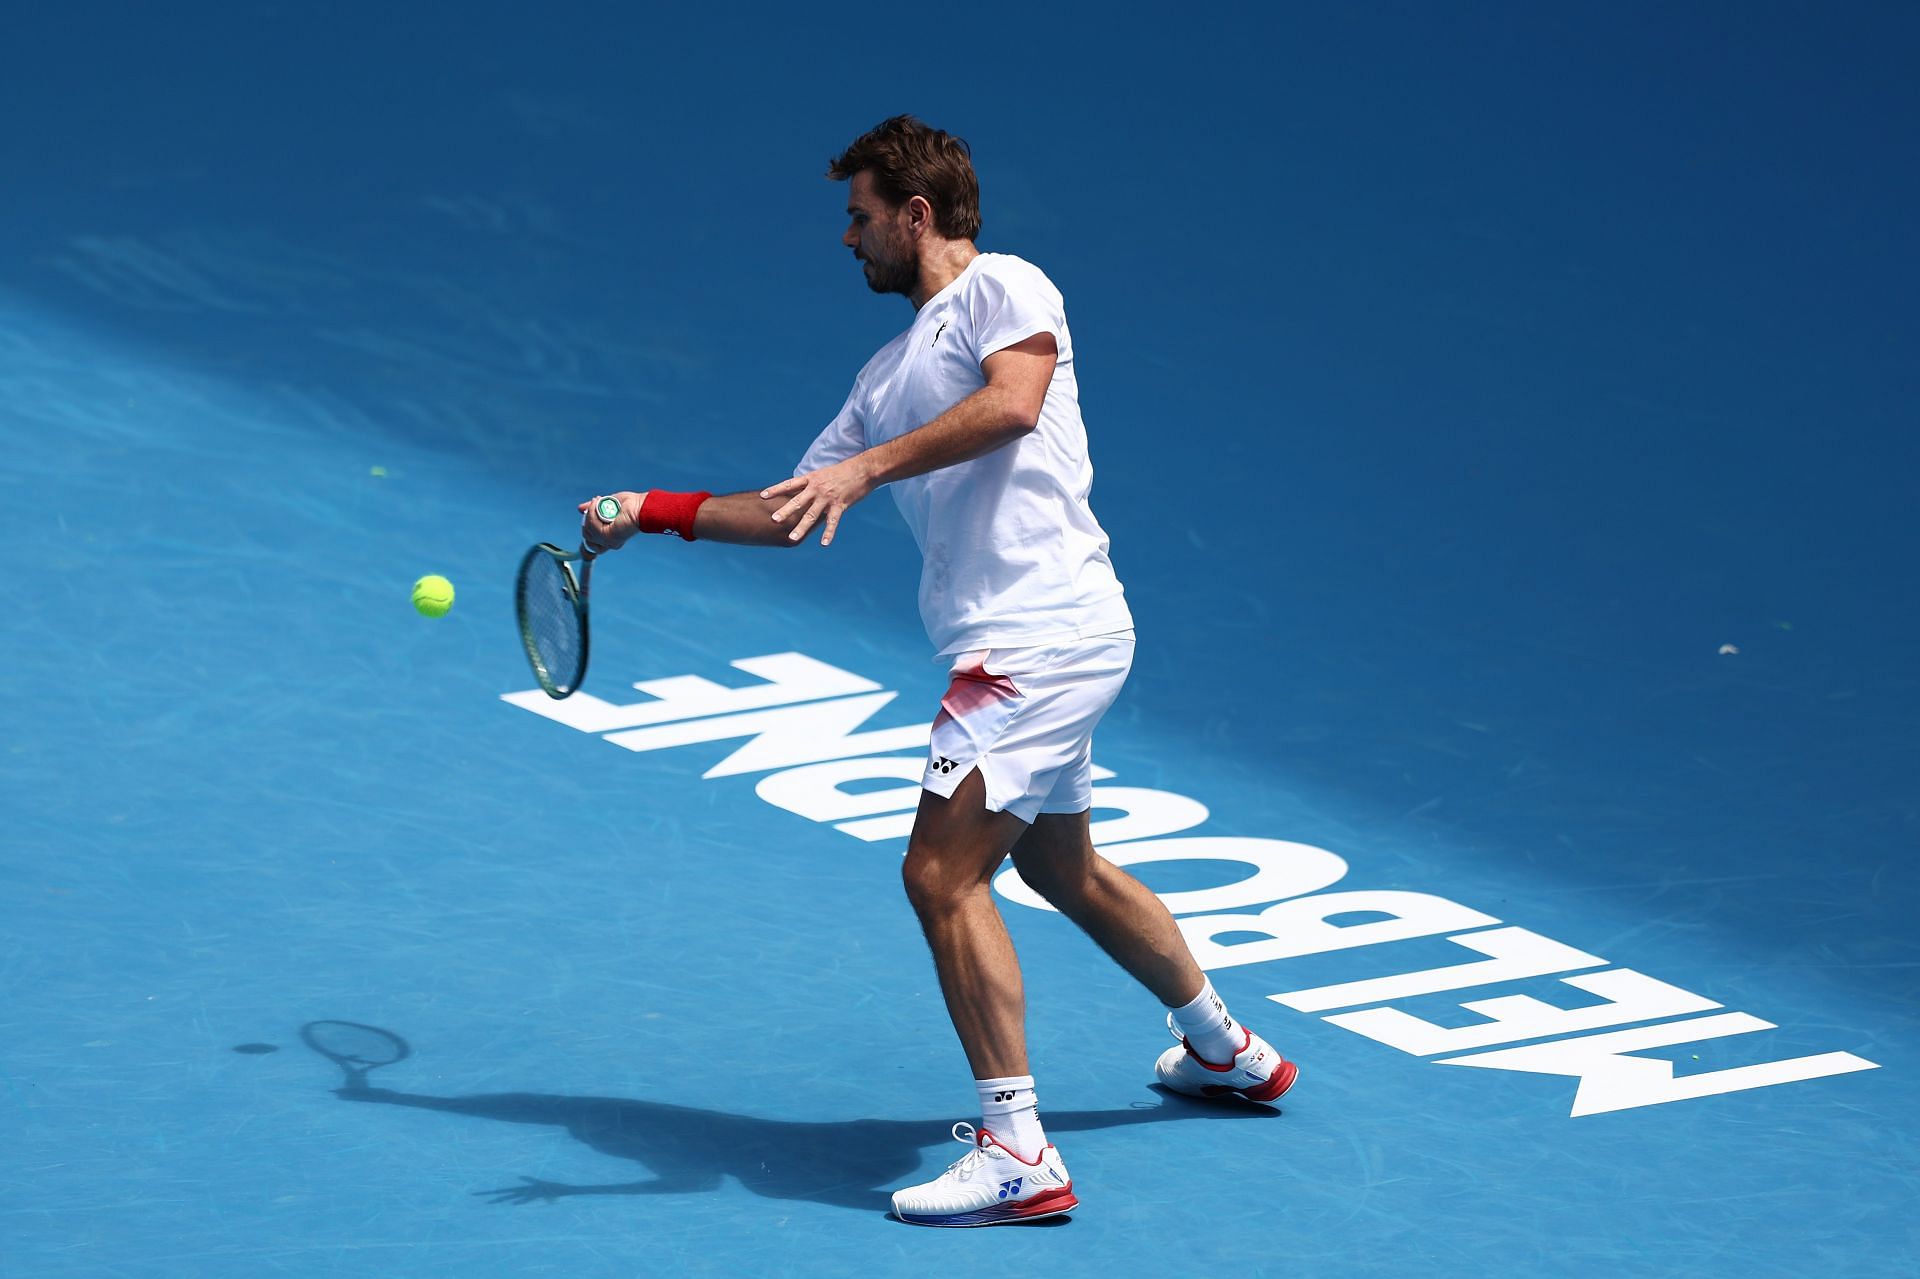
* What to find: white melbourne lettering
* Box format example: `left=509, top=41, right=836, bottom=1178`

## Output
left=1270, top=927, right=1609, bottom=1013
left=1325, top=968, right=1723, bottom=1056
left=502, top=652, right=1882, bottom=1116
left=1437, top=1014, right=1879, bottom=1117
left=1082, top=788, right=1210, bottom=846
left=755, top=757, right=927, bottom=823
left=1178, top=890, right=1501, bottom=969
left=605, top=692, right=929, bottom=778
left=501, top=651, right=879, bottom=734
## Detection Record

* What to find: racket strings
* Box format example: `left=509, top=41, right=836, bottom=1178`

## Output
left=520, top=552, right=585, bottom=694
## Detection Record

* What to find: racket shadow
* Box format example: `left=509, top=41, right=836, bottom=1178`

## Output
left=302, top=1022, right=1283, bottom=1214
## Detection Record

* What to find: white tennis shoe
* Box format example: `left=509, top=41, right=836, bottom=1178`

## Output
left=1155, top=1016, right=1300, bottom=1103
left=890, top=1123, right=1078, bottom=1227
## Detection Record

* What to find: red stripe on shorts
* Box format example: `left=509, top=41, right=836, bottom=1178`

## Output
left=940, top=660, right=1021, bottom=720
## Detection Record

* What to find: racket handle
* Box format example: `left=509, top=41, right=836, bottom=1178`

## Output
left=579, top=494, right=624, bottom=560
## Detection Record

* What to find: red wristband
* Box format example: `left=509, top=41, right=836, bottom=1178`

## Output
left=636, top=490, right=712, bottom=541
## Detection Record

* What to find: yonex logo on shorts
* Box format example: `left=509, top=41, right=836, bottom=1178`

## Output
left=931, top=756, right=959, bottom=775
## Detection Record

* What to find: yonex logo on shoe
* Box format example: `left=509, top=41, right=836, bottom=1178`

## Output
left=997, top=1178, right=1022, bottom=1199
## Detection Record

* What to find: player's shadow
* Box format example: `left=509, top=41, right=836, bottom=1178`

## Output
left=306, top=1022, right=1281, bottom=1213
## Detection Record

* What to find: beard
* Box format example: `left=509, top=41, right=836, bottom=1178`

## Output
left=859, top=235, right=918, bottom=296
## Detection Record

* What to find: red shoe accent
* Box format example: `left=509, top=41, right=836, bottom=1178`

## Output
left=1009, top=1185, right=1079, bottom=1218
left=975, top=1129, right=1050, bottom=1167
left=1181, top=1028, right=1299, bottom=1102
left=1241, top=1058, right=1300, bottom=1103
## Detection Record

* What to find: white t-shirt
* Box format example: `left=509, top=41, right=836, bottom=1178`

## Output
left=795, top=253, right=1133, bottom=657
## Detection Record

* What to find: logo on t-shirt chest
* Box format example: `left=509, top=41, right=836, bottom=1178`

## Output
left=906, top=310, right=981, bottom=415
left=863, top=307, right=982, bottom=440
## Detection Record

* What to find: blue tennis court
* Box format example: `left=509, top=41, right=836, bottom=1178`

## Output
left=4, top=6, right=1914, bottom=1276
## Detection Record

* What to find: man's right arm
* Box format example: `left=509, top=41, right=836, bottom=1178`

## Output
left=582, top=489, right=800, bottom=551
left=582, top=382, right=866, bottom=552
left=692, top=491, right=806, bottom=547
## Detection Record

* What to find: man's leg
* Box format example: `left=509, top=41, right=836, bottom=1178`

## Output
left=890, top=768, right=1081, bottom=1227
left=1009, top=809, right=1300, bottom=1102
left=900, top=766, right=1032, bottom=1077
left=1006, top=810, right=1203, bottom=1006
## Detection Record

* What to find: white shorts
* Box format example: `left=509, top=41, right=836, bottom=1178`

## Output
left=920, top=633, right=1135, bottom=823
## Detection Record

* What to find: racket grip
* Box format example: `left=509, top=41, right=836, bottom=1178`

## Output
left=580, top=494, right=622, bottom=560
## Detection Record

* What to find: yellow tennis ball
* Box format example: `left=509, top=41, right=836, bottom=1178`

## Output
left=411, top=574, right=454, bottom=618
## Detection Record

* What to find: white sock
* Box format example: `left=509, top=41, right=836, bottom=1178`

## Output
left=1169, top=978, right=1244, bottom=1065
left=975, top=1075, right=1047, bottom=1162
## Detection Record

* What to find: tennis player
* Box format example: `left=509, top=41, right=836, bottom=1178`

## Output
left=580, top=115, right=1298, bottom=1226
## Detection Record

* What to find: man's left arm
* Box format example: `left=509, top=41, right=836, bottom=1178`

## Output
left=761, top=332, right=1058, bottom=546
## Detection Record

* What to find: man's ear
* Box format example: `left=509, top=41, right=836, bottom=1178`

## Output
left=905, top=194, right=935, bottom=237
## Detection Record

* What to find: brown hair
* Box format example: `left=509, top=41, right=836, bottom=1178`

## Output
left=828, top=115, right=982, bottom=241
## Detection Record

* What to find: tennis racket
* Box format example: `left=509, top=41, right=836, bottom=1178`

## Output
left=514, top=496, right=613, bottom=699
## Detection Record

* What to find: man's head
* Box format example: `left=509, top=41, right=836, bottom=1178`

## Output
left=829, top=115, right=981, bottom=297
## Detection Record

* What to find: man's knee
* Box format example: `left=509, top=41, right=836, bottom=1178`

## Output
left=900, top=847, right=953, bottom=916
left=901, top=837, right=997, bottom=916
left=900, top=774, right=1027, bottom=916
